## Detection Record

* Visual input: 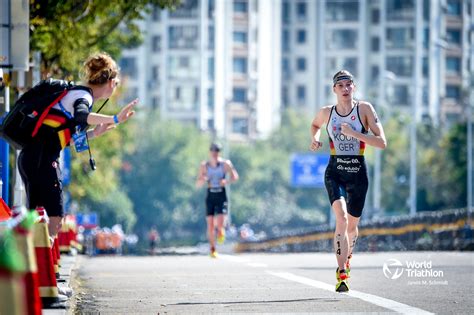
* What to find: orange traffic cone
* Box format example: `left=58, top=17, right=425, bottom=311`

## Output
left=51, top=238, right=61, bottom=281
left=0, top=197, right=12, bottom=221
left=33, top=207, right=66, bottom=308
left=58, top=223, right=71, bottom=254
left=12, top=207, right=42, bottom=315
left=0, top=229, right=27, bottom=315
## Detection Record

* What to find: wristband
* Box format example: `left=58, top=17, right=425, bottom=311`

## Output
left=113, top=115, right=119, bottom=124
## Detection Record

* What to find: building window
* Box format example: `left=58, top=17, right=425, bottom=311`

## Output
left=387, top=0, right=415, bottom=21
left=233, top=1, right=248, bottom=13
left=208, top=57, right=214, bottom=80
left=447, top=0, right=462, bottom=16
left=151, top=65, right=159, bottom=81
left=208, top=88, right=214, bottom=110
left=169, top=0, right=198, bottom=18
left=296, top=57, right=306, bottom=71
left=296, top=29, right=306, bottom=44
left=208, top=0, right=215, bottom=18
left=371, top=8, right=380, bottom=24
left=343, top=57, right=357, bottom=77
left=393, top=85, right=409, bottom=105
left=233, top=88, right=247, bottom=103
left=423, top=28, right=430, bottom=49
left=233, top=31, right=248, bottom=45
left=297, top=85, right=306, bottom=104
left=371, top=36, right=380, bottom=52
left=208, top=26, right=215, bottom=49
left=446, top=28, right=462, bottom=45
left=233, top=57, right=247, bottom=74
left=282, top=87, right=289, bottom=107
left=168, top=26, right=199, bottom=49
left=232, top=118, right=248, bottom=134
left=446, top=57, right=461, bottom=75
left=386, top=27, right=414, bottom=49
left=152, top=7, right=161, bottom=21
left=326, top=0, right=359, bottom=21
left=296, top=1, right=307, bottom=20
left=371, top=65, right=379, bottom=80
left=446, top=85, right=461, bottom=100
left=152, top=97, right=159, bottom=109
left=327, top=29, right=358, bottom=49
left=119, top=57, right=137, bottom=79
left=282, top=58, right=290, bottom=79
left=152, top=35, right=161, bottom=52
left=208, top=119, right=215, bottom=130
left=169, top=56, right=199, bottom=79
left=282, top=29, right=290, bottom=52
left=387, top=56, right=413, bottom=77
left=282, top=1, right=290, bottom=23
left=168, top=85, right=198, bottom=111
left=423, top=57, right=429, bottom=77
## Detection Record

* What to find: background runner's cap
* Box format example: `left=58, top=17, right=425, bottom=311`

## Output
left=210, top=143, right=222, bottom=152
left=333, top=70, right=354, bottom=85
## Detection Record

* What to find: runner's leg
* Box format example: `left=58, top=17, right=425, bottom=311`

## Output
left=332, top=199, right=349, bottom=271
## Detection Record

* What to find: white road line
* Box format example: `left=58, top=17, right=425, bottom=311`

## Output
left=266, top=271, right=434, bottom=315
left=246, top=262, right=269, bottom=268
left=218, top=254, right=251, bottom=263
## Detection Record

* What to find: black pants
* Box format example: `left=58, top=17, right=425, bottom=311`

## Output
left=18, top=144, right=64, bottom=217
left=324, top=156, right=369, bottom=218
left=206, top=188, right=228, bottom=216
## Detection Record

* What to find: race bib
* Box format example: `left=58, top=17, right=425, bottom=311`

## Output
left=72, top=131, right=89, bottom=153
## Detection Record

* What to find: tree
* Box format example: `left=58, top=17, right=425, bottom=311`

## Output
left=30, top=0, right=181, bottom=77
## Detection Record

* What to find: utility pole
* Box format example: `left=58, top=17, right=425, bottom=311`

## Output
left=410, top=0, right=423, bottom=216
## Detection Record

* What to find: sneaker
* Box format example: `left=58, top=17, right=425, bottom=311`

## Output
left=210, top=250, right=218, bottom=258
left=217, top=228, right=226, bottom=245
left=335, top=279, right=349, bottom=292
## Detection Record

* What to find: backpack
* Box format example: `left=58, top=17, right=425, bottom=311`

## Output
left=0, top=79, right=90, bottom=150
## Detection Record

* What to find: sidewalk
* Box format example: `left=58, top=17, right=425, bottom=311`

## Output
left=43, top=253, right=77, bottom=315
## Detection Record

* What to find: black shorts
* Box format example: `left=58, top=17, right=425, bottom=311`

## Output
left=324, top=156, right=369, bottom=218
left=206, top=188, right=228, bottom=216
left=18, top=145, right=64, bottom=217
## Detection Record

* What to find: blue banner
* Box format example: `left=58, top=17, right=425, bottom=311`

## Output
left=76, top=212, right=99, bottom=229
left=290, top=153, right=329, bottom=188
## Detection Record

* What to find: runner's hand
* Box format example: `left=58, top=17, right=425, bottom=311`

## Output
left=310, top=139, right=323, bottom=151
left=220, top=179, right=227, bottom=186
left=340, top=123, right=355, bottom=137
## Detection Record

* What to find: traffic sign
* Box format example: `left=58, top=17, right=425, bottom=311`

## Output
left=76, top=212, right=99, bottom=229
left=290, top=153, right=329, bottom=188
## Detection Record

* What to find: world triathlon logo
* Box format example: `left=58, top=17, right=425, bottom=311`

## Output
left=383, top=258, right=404, bottom=280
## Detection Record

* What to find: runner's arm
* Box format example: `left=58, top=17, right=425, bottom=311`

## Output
left=340, top=103, right=387, bottom=149
left=224, top=160, right=239, bottom=183
left=310, top=107, right=329, bottom=151
left=196, top=162, right=208, bottom=188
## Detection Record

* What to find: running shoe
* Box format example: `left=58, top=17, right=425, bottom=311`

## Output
left=217, top=228, right=226, bottom=245
left=335, top=279, right=349, bottom=292
left=210, top=249, right=218, bottom=258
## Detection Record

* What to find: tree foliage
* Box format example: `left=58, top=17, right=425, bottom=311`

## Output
left=30, top=0, right=181, bottom=77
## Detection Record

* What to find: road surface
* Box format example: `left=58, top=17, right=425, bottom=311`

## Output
left=72, top=251, right=474, bottom=314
